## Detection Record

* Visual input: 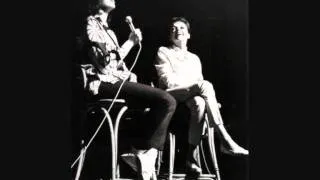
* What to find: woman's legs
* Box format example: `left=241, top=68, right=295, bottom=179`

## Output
left=185, top=96, right=206, bottom=146
left=191, top=80, right=248, bottom=156
left=166, top=89, right=206, bottom=175
left=185, top=96, right=206, bottom=175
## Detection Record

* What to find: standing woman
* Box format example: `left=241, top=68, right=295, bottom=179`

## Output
left=82, top=0, right=177, bottom=179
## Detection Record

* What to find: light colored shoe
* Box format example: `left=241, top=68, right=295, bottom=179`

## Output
left=220, top=144, right=249, bottom=156
left=137, top=148, right=158, bottom=180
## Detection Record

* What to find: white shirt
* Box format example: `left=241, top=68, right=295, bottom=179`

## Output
left=155, top=46, right=204, bottom=90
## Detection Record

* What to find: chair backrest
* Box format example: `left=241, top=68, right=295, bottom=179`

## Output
left=73, top=35, right=91, bottom=65
left=71, top=63, right=88, bottom=108
left=80, top=66, right=87, bottom=89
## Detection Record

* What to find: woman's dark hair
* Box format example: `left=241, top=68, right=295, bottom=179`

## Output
left=170, top=17, right=191, bottom=33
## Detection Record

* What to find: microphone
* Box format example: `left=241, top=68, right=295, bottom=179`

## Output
left=125, top=16, right=141, bottom=45
left=125, top=16, right=136, bottom=32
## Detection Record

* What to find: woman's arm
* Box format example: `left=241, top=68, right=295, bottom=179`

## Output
left=155, top=47, right=199, bottom=89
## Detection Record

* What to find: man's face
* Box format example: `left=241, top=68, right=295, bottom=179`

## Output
left=170, top=21, right=190, bottom=43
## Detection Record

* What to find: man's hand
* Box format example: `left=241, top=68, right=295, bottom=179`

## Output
left=128, top=73, right=137, bottom=82
left=118, top=71, right=137, bottom=82
left=128, top=28, right=142, bottom=45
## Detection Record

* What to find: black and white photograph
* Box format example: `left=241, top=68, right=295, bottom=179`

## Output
left=70, top=0, right=250, bottom=179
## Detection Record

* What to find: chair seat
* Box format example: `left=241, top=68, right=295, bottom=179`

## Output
left=158, top=173, right=216, bottom=180
left=88, top=98, right=126, bottom=104
left=99, top=98, right=126, bottom=103
left=87, top=98, right=127, bottom=109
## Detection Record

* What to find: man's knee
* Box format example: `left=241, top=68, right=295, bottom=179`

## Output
left=161, top=93, right=177, bottom=113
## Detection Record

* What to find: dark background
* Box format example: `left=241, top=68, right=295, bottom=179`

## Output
left=72, top=0, right=249, bottom=180
left=2, top=0, right=318, bottom=180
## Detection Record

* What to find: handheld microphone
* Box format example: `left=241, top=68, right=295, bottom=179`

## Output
left=125, top=16, right=141, bottom=46
left=125, top=16, right=136, bottom=32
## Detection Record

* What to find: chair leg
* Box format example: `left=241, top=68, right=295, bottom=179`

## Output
left=206, top=122, right=221, bottom=180
left=195, top=145, right=202, bottom=170
left=100, top=107, right=117, bottom=180
left=75, top=141, right=86, bottom=180
left=114, top=106, right=129, bottom=178
left=200, top=140, right=212, bottom=175
left=169, top=133, right=175, bottom=180
left=156, top=151, right=162, bottom=176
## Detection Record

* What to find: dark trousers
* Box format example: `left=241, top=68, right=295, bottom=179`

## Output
left=94, top=81, right=177, bottom=151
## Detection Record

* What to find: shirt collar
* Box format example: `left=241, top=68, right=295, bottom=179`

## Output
left=94, top=15, right=109, bottom=28
left=171, top=44, right=188, bottom=53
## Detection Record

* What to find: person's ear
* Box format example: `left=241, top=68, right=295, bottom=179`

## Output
left=186, top=32, right=191, bottom=39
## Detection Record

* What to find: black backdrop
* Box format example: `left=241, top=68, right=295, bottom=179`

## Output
left=3, top=0, right=316, bottom=179
left=72, top=0, right=249, bottom=180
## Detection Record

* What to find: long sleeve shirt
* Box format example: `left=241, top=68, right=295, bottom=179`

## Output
left=154, top=46, right=204, bottom=90
left=83, top=15, right=134, bottom=95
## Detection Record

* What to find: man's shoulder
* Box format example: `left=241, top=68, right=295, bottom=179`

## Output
left=86, top=15, right=95, bottom=21
left=86, top=15, right=100, bottom=25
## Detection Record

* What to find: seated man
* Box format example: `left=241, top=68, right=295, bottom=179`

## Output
left=80, top=1, right=177, bottom=179
left=154, top=17, right=249, bottom=176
